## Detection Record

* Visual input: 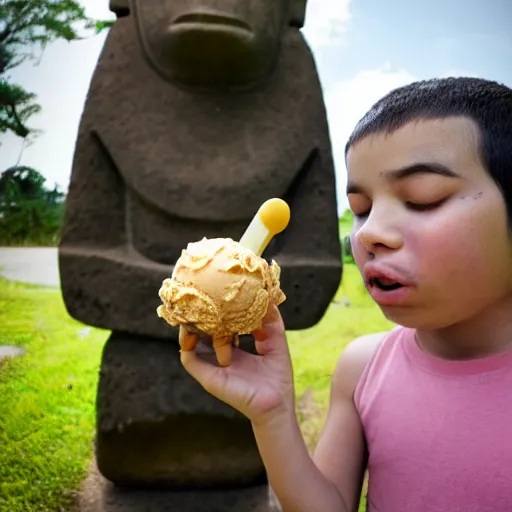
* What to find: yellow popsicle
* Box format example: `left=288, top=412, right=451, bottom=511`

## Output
left=239, top=198, right=291, bottom=256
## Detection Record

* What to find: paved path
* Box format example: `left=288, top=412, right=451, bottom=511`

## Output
left=0, top=247, right=59, bottom=361
left=0, top=346, right=25, bottom=362
left=0, top=247, right=60, bottom=287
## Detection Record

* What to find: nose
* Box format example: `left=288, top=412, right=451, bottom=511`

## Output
left=354, top=208, right=403, bottom=254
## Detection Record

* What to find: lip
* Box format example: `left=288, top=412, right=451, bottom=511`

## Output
left=173, top=13, right=252, bottom=32
left=363, top=263, right=414, bottom=306
left=366, top=284, right=412, bottom=306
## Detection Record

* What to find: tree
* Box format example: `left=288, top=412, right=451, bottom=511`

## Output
left=0, top=79, right=41, bottom=138
left=0, top=166, right=66, bottom=245
left=0, top=166, right=47, bottom=200
left=0, top=0, right=113, bottom=140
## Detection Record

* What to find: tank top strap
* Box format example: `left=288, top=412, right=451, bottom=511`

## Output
left=353, top=326, right=410, bottom=410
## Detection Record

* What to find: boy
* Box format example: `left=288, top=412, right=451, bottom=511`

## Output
left=180, top=77, right=512, bottom=511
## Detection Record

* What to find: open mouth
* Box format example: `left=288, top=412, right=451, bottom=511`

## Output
left=173, top=13, right=252, bottom=32
left=369, top=278, right=404, bottom=291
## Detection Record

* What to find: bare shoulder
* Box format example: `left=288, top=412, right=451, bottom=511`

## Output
left=332, top=330, right=390, bottom=399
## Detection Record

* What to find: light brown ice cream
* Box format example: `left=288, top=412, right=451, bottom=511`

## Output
left=157, top=237, right=286, bottom=366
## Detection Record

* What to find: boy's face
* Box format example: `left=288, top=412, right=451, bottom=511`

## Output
left=346, top=117, right=512, bottom=330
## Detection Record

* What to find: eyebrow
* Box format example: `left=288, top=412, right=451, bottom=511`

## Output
left=346, top=162, right=461, bottom=195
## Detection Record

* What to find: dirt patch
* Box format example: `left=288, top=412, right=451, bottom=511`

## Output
left=296, top=388, right=328, bottom=453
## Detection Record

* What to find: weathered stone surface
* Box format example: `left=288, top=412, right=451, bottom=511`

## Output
left=96, top=332, right=265, bottom=488
left=59, top=0, right=342, bottom=339
left=74, top=460, right=281, bottom=512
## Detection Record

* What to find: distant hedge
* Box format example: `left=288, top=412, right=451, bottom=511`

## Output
left=0, top=166, right=66, bottom=246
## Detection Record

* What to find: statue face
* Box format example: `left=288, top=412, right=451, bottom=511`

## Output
left=131, top=0, right=301, bottom=89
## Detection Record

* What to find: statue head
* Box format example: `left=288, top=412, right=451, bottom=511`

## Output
left=122, top=0, right=308, bottom=90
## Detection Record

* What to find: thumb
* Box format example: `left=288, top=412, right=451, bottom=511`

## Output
left=180, top=348, right=228, bottom=398
left=252, top=305, right=289, bottom=357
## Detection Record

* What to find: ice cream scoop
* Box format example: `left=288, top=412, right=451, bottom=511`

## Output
left=157, top=198, right=290, bottom=366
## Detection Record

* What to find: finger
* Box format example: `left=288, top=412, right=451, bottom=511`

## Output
left=262, top=303, right=280, bottom=324
left=179, top=325, right=198, bottom=351
left=252, top=328, right=268, bottom=342
left=180, top=348, right=227, bottom=396
left=252, top=328, right=269, bottom=355
left=213, top=336, right=233, bottom=367
left=263, top=305, right=285, bottom=335
left=252, top=306, right=288, bottom=357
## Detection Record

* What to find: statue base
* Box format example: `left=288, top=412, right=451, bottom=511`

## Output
left=95, top=331, right=266, bottom=488
left=74, top=460, right=281, bottom=512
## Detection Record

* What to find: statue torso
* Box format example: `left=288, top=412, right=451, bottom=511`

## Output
left=81, top=17, right=329, bottom=262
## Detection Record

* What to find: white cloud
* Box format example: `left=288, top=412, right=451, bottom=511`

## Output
left=301, top=0, right=352, bottom=48
left=82, top=0, right=116, bottom=20
left=324, top=62, right=416, bottom=212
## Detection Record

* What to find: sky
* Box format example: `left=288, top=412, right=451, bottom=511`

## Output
left=1, top=0, right=512, bottom=213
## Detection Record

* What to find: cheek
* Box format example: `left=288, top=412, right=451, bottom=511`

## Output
left=406, top=198, right=510, bottom=285
left=407, top=222, right=466, bottom=272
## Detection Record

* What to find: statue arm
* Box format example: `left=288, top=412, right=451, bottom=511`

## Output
left=59, top=128, right=173, bottom=338
left=60, top=129, right=127, bottom=249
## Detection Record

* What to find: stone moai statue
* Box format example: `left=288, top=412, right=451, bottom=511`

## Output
left=59, top=0, right=342, bottom=505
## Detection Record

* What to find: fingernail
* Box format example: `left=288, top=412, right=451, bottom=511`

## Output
left=263, top=305, right=279, bottom=323
left=252, top=328, right=268, bottom=341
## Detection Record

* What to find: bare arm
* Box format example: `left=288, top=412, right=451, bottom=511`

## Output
left=252, top=332, right=385, bottom=512
left=252, top=409, right=347, bottom=512
left=313, top=332, right=384, bottom=511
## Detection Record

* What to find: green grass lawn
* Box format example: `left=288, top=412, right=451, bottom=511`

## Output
left=0, top=263, right=394, bottom=512
left=0, top=279, right=109, bottom=512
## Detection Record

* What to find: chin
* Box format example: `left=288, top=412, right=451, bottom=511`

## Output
left=380, top=307, right=447, bottom=332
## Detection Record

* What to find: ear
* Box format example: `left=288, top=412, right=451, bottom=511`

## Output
left=289, top=0, right=308, bottom=28
left=109, top=0, right=130, bottom=17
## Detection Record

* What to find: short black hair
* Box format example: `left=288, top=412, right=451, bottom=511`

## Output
left=345, top=76, right=512, bottom=221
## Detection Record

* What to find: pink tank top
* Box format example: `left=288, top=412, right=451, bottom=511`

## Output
left=354, top=326, right=512, bottom=512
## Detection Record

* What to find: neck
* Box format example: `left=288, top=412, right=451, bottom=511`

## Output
left=416, top=293, right=512, bottom=360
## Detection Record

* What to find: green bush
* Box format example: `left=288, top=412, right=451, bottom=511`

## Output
left=0, top=166, right=65, bottom=246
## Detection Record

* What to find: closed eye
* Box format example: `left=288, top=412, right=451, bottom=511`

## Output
left=406, top=199, right=446, bottom=212
left=353, top=199, right=446, bottom=218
